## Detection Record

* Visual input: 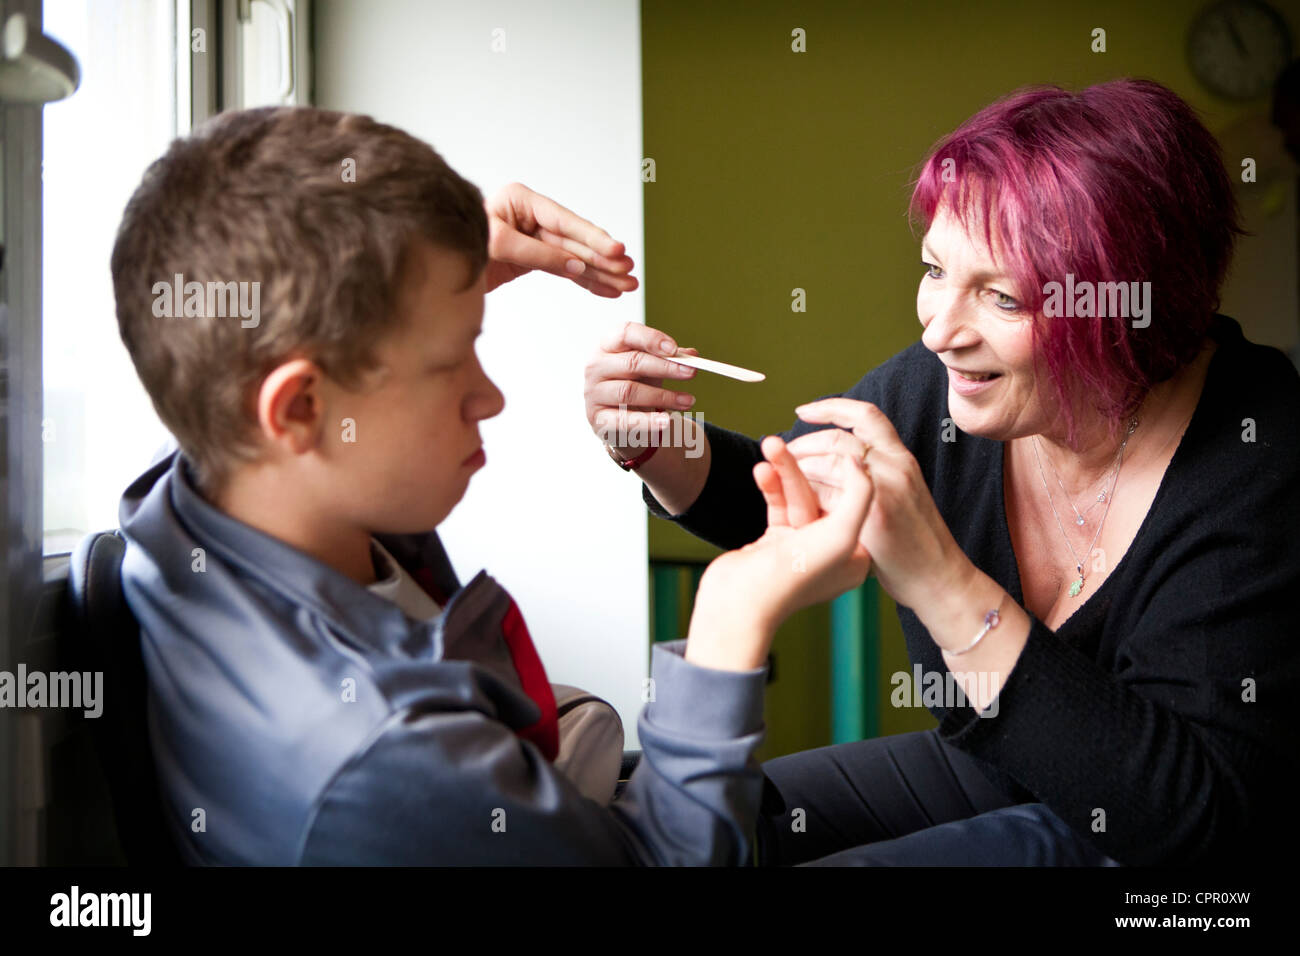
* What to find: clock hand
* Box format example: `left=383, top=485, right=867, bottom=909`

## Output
left=1225, top=15, right=1247, bottom=56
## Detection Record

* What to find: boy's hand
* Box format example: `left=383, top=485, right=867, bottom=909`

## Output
left=483, top=183, right=640, bottom=298
left=685, top=437, right=874, bottom=672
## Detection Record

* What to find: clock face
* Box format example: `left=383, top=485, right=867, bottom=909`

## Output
left=1188, top=0, right=1294, bottom=100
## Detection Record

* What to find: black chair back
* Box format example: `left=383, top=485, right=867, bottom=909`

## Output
left=67, top=530, right=183, bottom=866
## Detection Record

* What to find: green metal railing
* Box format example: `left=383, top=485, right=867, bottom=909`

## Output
left=830, top=577, right=880, bottom=742
left=650, top=560, right=881, bottom=744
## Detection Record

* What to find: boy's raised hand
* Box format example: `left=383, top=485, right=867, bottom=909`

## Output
left=483, top=182, right=640, bottom=298
left=685, top=436, right=875, bottom=672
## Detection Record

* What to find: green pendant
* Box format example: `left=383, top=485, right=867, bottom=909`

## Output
left=1069, top=577, right=1083, bottom=597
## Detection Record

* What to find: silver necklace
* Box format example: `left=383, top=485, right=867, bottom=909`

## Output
left=1030, top=417, right=1138, bottom=598
left=1043, top=434, right=1127, bottom=526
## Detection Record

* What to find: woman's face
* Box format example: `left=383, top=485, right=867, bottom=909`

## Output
left=917, top=203, right=1052, bottom=443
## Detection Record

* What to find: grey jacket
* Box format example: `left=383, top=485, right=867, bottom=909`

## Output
left=118, top=451, right=768, bottom=865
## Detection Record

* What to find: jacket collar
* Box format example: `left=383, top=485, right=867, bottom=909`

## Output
left=162, top=451, right=464, bottom=659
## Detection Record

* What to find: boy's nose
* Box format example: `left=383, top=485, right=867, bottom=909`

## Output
left=469, top=374, right=505, bottom=421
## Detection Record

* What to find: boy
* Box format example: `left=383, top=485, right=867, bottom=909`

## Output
left=110, top=106, right=873, bottom=864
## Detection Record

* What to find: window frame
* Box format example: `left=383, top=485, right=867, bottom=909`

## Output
left=1, top=0, right=309, bottom=865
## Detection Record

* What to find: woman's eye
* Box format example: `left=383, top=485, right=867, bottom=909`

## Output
left=922, top=261, right=943, bottom=279
left=993, top=291, right=1020, bottom=312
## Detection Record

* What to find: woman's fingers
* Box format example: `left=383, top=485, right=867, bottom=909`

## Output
left=761, top=435, right=820, bottom=527
left=593, top=407, right=674, bottom=443
left=785, top=427, right=868, bottom=463
left=599, top=347, right=699, bottom=385
left=585, top=324, right=700, bottom=439
left=597, top=321, right=679, bottom=360
left=588, top=378, right=697, bottom=412
left=591, top=323, right=699, bottom=378
left=794, top=398, right=901, bottom=456
left=790, top=452, right=853, bottom=488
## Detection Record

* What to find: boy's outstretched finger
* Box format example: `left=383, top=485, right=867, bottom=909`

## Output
left=753, top=461, right=789, bottom=528
left=761, top=435, right=820, bottom=527
left=804, top=453, right=873, bottom=557
left=504, top=184, right=629, bottom=261
left=831, top=453, right=874, bottom=542
left=535, top=225, right=636, bottom=277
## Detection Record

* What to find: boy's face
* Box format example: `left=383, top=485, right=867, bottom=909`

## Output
left=321, top=240, right=503, bottom=534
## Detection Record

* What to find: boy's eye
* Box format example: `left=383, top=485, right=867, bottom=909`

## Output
left=432, top=335, right=483, bottom=372
left=921, top=261, right=943, bottom=279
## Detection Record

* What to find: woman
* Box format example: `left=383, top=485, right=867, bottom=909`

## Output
left=584, top=79, right=1300, bottom=866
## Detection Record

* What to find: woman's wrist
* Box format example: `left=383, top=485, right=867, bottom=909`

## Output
left=928, top=567, right=1028, bottom=713
left=917, top=562, right=1004, bottom=653
left=633, top=418, right=711, bottom=516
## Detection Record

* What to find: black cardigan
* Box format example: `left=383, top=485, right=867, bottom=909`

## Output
left=643, top=314, right=1300, bottom=866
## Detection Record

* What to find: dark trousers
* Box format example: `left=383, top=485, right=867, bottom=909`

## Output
left=755, top=729, right=1122, bottom=866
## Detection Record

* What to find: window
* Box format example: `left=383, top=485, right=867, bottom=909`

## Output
left=41, top=0, right=179, bottom=554
left=40, top=0, right=307, bottom=554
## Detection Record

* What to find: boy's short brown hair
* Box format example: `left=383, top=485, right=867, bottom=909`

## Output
left=110, top=106, right=489, bottom=494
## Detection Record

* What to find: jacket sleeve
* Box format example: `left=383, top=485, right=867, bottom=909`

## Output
left=937, top=432, right=1300, bottom=866
left=296, top=641, right=768, bottom=865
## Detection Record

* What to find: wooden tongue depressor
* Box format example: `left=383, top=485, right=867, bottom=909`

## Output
left=664, top=351, right=765, bottom=383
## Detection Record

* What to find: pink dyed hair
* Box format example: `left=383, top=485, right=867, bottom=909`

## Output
left=908, top=78, right=1244, bottom=448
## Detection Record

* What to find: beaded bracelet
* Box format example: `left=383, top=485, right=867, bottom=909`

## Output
left=606, top=440, right=659, bottom=471
left=947, top=591, right=1007, bottom=656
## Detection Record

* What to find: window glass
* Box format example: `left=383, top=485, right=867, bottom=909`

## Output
left=41, top=0, right=177, bottom=554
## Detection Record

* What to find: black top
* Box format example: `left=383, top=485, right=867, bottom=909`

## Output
left=644, top=314, right=1300, bottom=865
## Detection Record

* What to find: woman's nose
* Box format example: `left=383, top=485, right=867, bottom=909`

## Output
left=920, top=294, right=968, bottom=353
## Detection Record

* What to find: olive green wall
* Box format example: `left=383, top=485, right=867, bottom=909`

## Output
left=641, top=0, right=1300, bottom=759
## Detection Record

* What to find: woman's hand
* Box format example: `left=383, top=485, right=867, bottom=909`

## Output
left=483, top=183, right=639, bottom=297
left=584, top=321, right=699, bottom=450
left=784, top=398, right=972, bottom=611
left=686, top=436, right=874, bottom=672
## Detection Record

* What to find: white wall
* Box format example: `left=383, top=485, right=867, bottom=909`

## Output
left=314, top=0, right=650, bottom=745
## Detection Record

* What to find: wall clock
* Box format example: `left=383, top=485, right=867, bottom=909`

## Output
left=1188, top=0, right=1293, bottom=100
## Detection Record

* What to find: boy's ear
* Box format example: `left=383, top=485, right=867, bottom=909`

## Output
left=256, top=358, right=326, bottom=455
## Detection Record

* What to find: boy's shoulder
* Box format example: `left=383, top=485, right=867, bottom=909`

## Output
left=117, top=449, right=544, bottom=864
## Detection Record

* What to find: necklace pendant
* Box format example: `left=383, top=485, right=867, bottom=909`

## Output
left=1069, top=576, right=1083, bottom=597
left=1075, top=516, right=1085, bottom=526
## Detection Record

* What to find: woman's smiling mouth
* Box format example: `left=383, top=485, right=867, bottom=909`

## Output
left=947, top=367, right=1003, bottom=395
